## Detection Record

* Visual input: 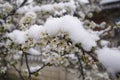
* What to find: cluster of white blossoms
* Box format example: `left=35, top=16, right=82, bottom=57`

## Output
left=17, top=0, right=76, bottom=15
left=2, top=2, right=13, bottom=13
left=20, top=12, right=37, bottom=29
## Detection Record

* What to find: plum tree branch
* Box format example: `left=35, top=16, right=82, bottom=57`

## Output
left=75, top=52, right=85, bottom=80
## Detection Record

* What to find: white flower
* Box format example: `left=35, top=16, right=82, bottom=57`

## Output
left=2, top=2, right=13, bottom=13
left=20, top=12, right=37, bottom=25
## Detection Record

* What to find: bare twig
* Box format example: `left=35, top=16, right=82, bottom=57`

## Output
left=24, top=53, right=32, bottom=80
left=23, top=51, right=49, bottom=79
left=20, top=54, right=24, bottom=66
left=12, top=65, right=25, bottom=80
left=19, top=54, right=24, bottom=72
left=75, top=44, right=98, bottom=62
left=75, top=52, right=85, bottom=80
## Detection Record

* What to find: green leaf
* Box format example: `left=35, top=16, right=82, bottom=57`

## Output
left=33, top=72, right=39, bottom=77
left=11, top=60, right=18, bottom=66
left=82, top=55, right=87, bottom=62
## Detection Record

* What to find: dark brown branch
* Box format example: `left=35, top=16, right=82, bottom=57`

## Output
left=19, top=0, right=28, bottom=8
left=83, top=50, right=98, bottom=62
left=75, top=44, right=98, bottom=62
left=19, top=54, right=24, bottom=72
left=23, top=51, right=48, bottom=77
left=75, top=52, right=85, bottom=80
left=24, top=53, right=31, bottom=80
left=30, top=63, right=48, bottom=74
left=3, top=0, right=28, bottom=21
left=20, top=54, right=24, bottom=66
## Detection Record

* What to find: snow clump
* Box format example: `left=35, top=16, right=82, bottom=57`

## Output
left=28, top=48, right=41, bottom=55
left=44, top=15, right=99, bottom=51
left=28, top=25, right=45, bottom=40
left=96, top=47, right=120, bottom=77
left=7, top=30, right=27, bottom=44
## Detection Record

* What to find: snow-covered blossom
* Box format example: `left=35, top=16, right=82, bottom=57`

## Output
left=7, top=30, right=27, bottom=44
left=100, top=40, right=109, bottom=47
left=13, top=53, right=21, bottom=60
left=17, top=1, right=76, bottom=14
left=27, top=25, right=45, bottom=40
left=24, top=66, right=41, bottom=73
left=28, top=48, right=41, bottom=55
left=44, top=15, right=99, bottom=51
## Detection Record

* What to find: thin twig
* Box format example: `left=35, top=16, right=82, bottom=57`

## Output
left=19, top=0, right=28, bottom=8
left=23, top=51, right=48, bottom=79
left=75, top=52, right=85, bottom=80
left=12, top=65, right=25, bottom=80
left=19, top=54, right=24, bottom=72
left=24, top=53, right=31, bottom=80
left=30, top=63, right=48, bottom=74
left=20, top=54, right=24, bottom=66
left=75, top=44, right=98, bottom=62
left=3, top=0, right=28, bottom=21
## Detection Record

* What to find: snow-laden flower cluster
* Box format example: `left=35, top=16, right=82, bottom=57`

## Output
left=44, top=15, right=99, bottom=51
left=5, top=14, right=111, bottom=80
left=17, top=1, right=76, bottom=15
left=1, top=0, right=120, bottom=80
left=28, top=25, right=45, bottom=41
left=8, top=15, right=99, bottom=51
left=7, top=30, right=27, bottom=44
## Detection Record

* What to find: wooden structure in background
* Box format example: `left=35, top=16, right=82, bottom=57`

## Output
left=90, top=0, right=120, bottom=24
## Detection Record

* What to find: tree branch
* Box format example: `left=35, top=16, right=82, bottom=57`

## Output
left=75, top=44, right=98, bottom=62
left=3, top=0, right=28, bottom=21
left=75, top=52, right=85, bottom=80
left=12, top=65, right=25, bottom=80
left=19, top=0, right=28, bottom=8
left=30, top=63, right=48, bottom=74
left=24, top=53, right=31, bottom=80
